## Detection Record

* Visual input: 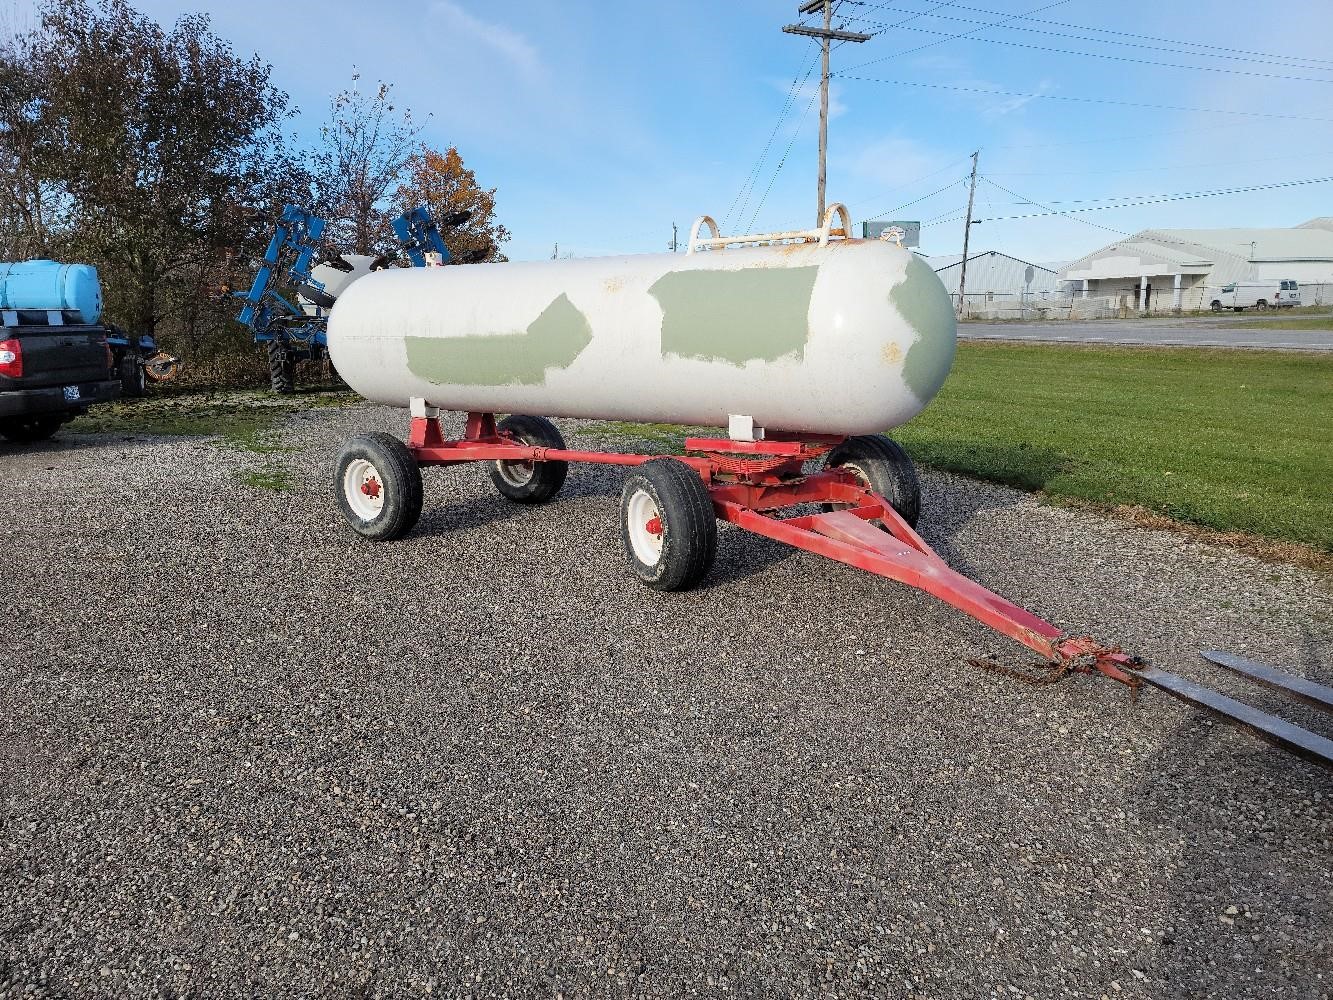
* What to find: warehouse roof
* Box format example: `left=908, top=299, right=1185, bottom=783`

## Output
left=1062, top=219, right=1333, bottom=281
left=925, top=250, right=1058, bottom=273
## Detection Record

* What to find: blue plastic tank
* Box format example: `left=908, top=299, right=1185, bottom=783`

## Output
left=0, top=260, right=104, bottom=324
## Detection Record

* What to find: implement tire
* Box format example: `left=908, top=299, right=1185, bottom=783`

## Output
left=823, top=434, right=921, bottom=528
left=490, top=414, right=569, bottom=504
left=335, top=433, right=424, bottom=541
left=268, top=340, right=295, bottom=394
left=619, top=457, right=717, bottom=592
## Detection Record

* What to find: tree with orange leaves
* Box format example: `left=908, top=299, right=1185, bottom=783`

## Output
left=394, top=145, right=511, bottom=264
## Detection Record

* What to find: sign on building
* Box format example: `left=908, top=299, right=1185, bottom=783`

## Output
left=861, top=220, right=920, bottom=247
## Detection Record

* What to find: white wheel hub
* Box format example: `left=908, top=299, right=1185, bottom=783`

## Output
left=496, top=457, right=536, bottom=487
left=626, top=488, right=664, bottom=566
left=343, top=458, right=385, bottom=520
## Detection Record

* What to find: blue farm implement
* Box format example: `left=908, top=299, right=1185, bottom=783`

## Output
left=237, top=204, right=476, bottom=393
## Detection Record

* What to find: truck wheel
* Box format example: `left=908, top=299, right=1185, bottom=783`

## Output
left=491, top=414, right=568, bottom=504
left=1210, top=300, right=1222, bottom=312
left=335, top=433, right=423, bottom=540
left=0, top=415, right=64, bottom=443
left=619, top=457, right=717, bottom=591
left=1255, top=299, right=1268, bottom=311
left=268, top=341, right=295, bottom=394
left=823, top=435, right=921, bottom=528
left=120, top=354, right=147, bottom=397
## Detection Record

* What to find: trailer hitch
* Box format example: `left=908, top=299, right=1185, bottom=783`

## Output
left=709, top=467, right=1333, bottom=773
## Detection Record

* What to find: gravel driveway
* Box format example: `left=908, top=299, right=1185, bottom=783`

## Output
left=3, top=402, right=1331, bottom=999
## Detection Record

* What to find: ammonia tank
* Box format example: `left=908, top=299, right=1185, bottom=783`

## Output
left=0, top=260, right=103, bottom=324
left=327, top=238, right=956, bottom=436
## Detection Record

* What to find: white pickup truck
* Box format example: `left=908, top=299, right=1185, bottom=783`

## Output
left=1208, top=280, right=1301, bottom=312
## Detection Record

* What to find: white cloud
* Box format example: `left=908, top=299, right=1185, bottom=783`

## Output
left=842, top=135, right=953, bottom=191
left=430, top=1, right=542, bottom=77
left=952, top=77, right=1054, bottom=118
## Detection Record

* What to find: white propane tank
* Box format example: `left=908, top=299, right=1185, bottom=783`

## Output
left=327, top=212, right=956, bottom=436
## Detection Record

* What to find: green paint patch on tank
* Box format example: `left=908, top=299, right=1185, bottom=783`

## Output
left=892, top=254, right=957, bottom=403
left=405, top=292, right=593, bottom=386
left=649, top=265, right=819, bottom=365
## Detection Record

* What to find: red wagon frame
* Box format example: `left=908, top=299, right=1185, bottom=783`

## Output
left=352, top=410, right=1333, bottom=772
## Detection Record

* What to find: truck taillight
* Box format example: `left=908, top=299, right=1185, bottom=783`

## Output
left=0, top=338, right=20, bottom=378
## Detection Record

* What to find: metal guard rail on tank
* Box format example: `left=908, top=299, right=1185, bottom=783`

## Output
left=394, top=410, right=1333, bottom=773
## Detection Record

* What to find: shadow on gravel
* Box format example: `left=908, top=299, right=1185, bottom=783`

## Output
left=413, top=493, right=537, bottom=538
left=1128, top=712, right=1333, bottom=997
left=412, top=465, right=632, bottom=539
left=916, top=473, right=1031, bottom=577
left=703, top=529, right=796, bottom=589
left=0, top=433, right=166, bottom=460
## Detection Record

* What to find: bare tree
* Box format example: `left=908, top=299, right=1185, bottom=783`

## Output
left=312, top=73, right=424, bottom=256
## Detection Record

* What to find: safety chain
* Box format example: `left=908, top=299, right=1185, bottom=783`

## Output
left=966, top=657, right=1078, bottom=687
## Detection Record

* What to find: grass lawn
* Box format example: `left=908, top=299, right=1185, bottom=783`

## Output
left=894, top=343, right=1332, bottom=553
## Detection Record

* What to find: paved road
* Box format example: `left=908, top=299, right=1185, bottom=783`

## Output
left=3, top=405, right=1331, bottom=998
left=960, top=317, right=1333, bottom=351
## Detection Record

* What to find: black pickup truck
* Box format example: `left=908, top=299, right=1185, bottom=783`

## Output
left=0, top=316, right=121, bottom=442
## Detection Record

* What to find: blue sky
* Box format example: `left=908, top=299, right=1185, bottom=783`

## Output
left=8, top=0, right=1333, bottom=262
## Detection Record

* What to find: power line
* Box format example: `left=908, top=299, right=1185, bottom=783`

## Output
left=724, top=43, right=821, bottom=232
left=987, top=148, right=1333, bottom=179
left=745, top=87, right=821, bottom=233
left=990, top=125, right=1234, bottom=151
left=783, top=0, right=871, bottom=225
left=976, top=174, right=1333, bottom=223
left=739, top=0, right=962, bottom=233
left=844, top=0, right=1333, bottom=70
left=977, top=178, right=1129, bottom=236
left=838, top=0, right=1073, bottom=75
left=837, top=75, right=1333, bottom=123
left=840, top=21, right=1333, bottom=85
left=861, top=176, right=969, bottom=221
left=842, top=155, right=973, bottom=216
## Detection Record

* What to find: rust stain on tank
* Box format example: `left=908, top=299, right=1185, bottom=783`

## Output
left=881, top=341, right=904, bottom=364
left=603, top=276, right=625, bottom=293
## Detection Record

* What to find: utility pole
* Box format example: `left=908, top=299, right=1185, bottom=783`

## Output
left=956, top=150, right=980, bottom=318
left=669, top=222, right=679, bottom=252
left=783, top=2, right=869, bottom=225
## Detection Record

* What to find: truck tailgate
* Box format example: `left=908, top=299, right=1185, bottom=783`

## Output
left=2, top=324, right=110, bottom=389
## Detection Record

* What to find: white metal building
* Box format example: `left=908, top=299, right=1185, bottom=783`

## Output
left=1061, top=219, right=1333, bottom=311
left=926, top=250, right=1063, bottom=310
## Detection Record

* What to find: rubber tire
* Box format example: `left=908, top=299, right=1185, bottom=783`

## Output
left=490, top=414, right=569, bottom=504
left=120, top=354, right=147, bottom=398
left=335, top=432, right=424, bottom=540
left=268, top=340, right=295, bottom=394
left=1255, top=300, right=1268, bottom=311
left=823, top=435, right=922, bottom=528
left=0, top=415, right=64, bottom=442
left=619, top=457, right=717, bottom=592
left=1210, top=300, right=1222, bottom=312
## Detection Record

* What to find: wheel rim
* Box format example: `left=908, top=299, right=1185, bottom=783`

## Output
left=626, top=488, right=664, bottom=566
left=343, top=458, right=385, bottom=520
left=495, top=457, right=536, bottom=487
left=828, top=461, right=871, bottom=510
